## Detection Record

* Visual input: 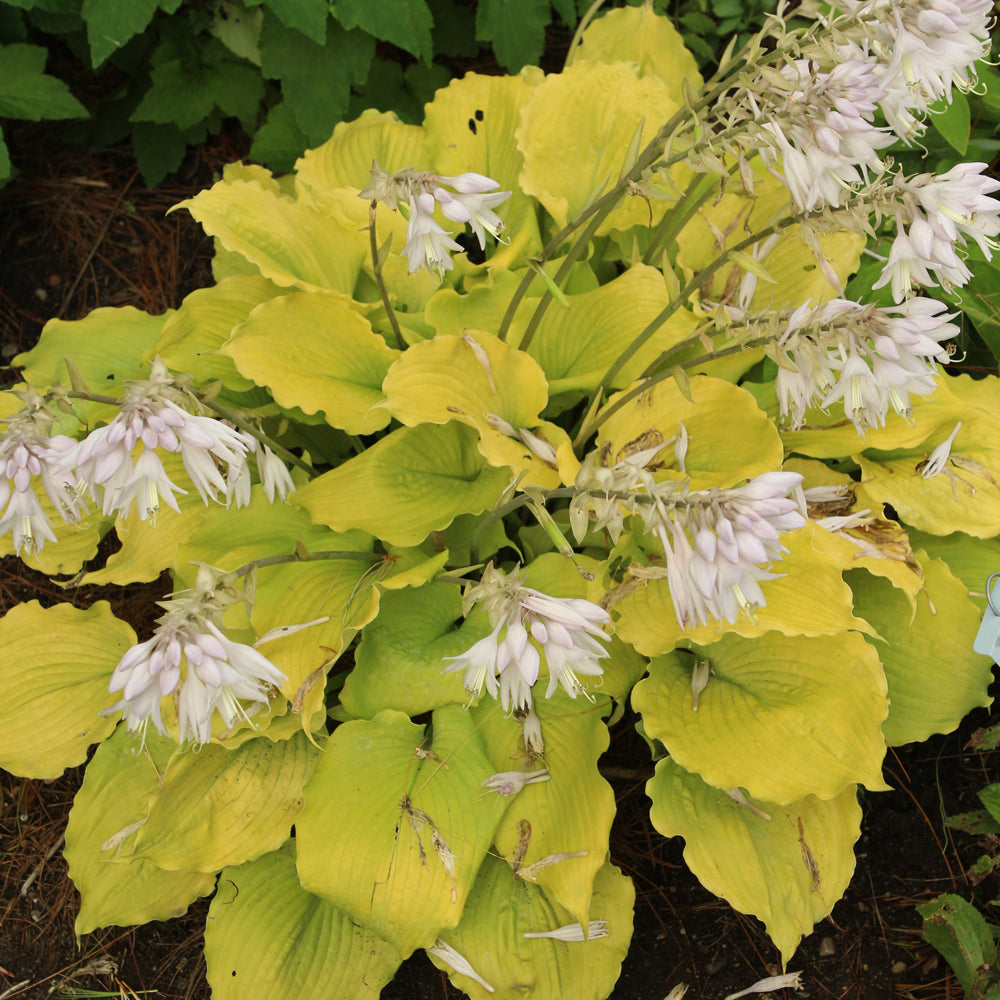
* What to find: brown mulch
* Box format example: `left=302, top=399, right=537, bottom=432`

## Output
left=2, top=118, right=1000, bottom=1000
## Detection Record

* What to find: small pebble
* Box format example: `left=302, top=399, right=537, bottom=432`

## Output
left=819, top=937, right=835, bottom=957
left=891, top=961, right=907, bottom=975
left=34, top=288, right=47, bottom=302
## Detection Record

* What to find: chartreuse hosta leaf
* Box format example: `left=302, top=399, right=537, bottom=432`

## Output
left=574, top=2, right=702, bottom=96
left=295, top=707, right=508, bottom=957
left=523, top=265, right=700, bottom=395
left=848, top=555, right=993, bottom=747
left=220, top=289, right=399, bottom=434
left=295, top=108, right=424, bottom=193
left=293, top=422, right=511, bottom=546
left=204, top=841, right=403, bottom=1000
left=175, top=180, right=367, bottom=294
left=595, top=374, right=783, bottom=490
left=65, top=724, right=215, bottom=935
left=123, top=732, right=318, bottom=872
left=146, top=275, right=287, bottom=392
left=908, top=529, right=1000, bottom=612
left=648, top=759, right=862, bottom=967
left=613, top=521, right=876, bottom=656
left=431, top=855, right=634, bottom=1000
left=784, top=457, right=925, bottom=607
left=380, top=329, right=577, bottom=485
left=383, top=329, right=548, bottom=430
left=13, top=306, right=169, bottom=393
left=423, top=71, right=544, bottom=268
left=342, top=582, right=481, bottom=718
left=0, top=601, right=134, bottom=779
left=472, top=692, right=616, bottom=929
left=516, top=61, right=681, bottom=237
left=632, top=631, right=889, bottom=804
left=858, top=443, right=1000, bottom=538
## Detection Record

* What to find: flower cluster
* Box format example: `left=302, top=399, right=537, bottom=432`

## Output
left=361, top=162, right=511, bottom=277
left=443, top=563, right=611, bottom=711
left=766, top=296, right=956, bottom=430
left=104, top=564, right=287, bottom=745
left=0, top=389, right=85, bottom=554
left=573, top=449, right=806, bottom=628
left=0, top=359, right=297, bottom=556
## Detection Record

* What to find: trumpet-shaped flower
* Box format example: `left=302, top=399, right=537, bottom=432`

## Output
left=443, top=564, right=611, bottom=711
left=104, top=565, right=287, bottom=745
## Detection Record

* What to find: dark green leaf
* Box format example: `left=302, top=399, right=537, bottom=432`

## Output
left=947, top=258, right=1000, bottom=364
left=348, top=57, right=422, bottom=123
left=331, top=0, right=433, bottom=62
left=428, top=0, right=478, bottom=59
left=404, top=60, right=450, bottom=107
left=0, top=5, right=29, bottom=41
left=131, top=120, right=186, bottom=187
left=158, top=0, right=182, bottom=12
left=0, top=128, right=11, bottom=184
left=0, top=43, right=88, bottom=120
left=918, top=894, right=1000, bottom=1000
left=262, top=0, right=327, bottom=43
left=930, top=91, right=971, bottom=155
left=260, top=12, right=372, bottom=146
left=980, top=786, right=1000, bottom=827
left=81, top=0, right=159, bottom=67
left=248, top=100, right=307, bottom=173
left=475, top=0, right=550, bottom=72
left=551, top=0, right=577, bottom=27
left=130, top=56, right=264, bottom=131
left=946, top=810, right=1000, bottom=837
left=969, top=725, right=1000, bottom=752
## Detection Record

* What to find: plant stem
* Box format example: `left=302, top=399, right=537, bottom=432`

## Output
left=369, top=200, right=406, bottom=352
left=233, top=548, right=383, bottom=579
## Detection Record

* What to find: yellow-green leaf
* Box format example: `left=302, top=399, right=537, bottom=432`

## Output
left=205, top=841, right=403, bottom=1000
left=147, top=275, right=287, bottom=391
left=858, top=446, right=1000, bottom=538
left=221, top=290, right=399, bottom=434
left=523, top=264, right=700, bottom=394
left=848, top=555, right=993, bottom=746
left=908, top=529, right=1000, bottom=612
left=13, top=306, right=169, bottom=392
left=613, top=521, right=875, bottom=654
left=423, top=71, right=544, bottom=267
left=65, top=724, right=216, bottom=935
left=473, top=693, right=616, bottom=928
left=127, top=732, right=318, bottom=871
left=292, top=422, right=510, bottom=546
left=383, top=329, right=549, bottom=431
left=575, top=3, right=702, bottom=98
left=433, top=856, right=634, bottom=1000
left=296, top=108, right=425, bottom=193
left=175, top=180, right=366, bottom=294
left=595, top=374, right=783, bottom=489
left=648, top=758, right=861, bottom=966
left=517, top=61, right=680, bottom=236
left=0, top=601, right=135, bottom=778
left=295, top=707, right=508, bottom=957
left=632, top=631, right=889, bottom=804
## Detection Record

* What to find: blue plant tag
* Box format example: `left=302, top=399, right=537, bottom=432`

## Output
left=974, top=573, right=1000, bottom=663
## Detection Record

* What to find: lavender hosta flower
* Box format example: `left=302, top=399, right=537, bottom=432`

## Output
left=404, top=192, right=464, bottom=278
left=0, top=393, right=87, bottom=554
left=434, top=173, right=512, bottom=249
left=442, top=564, right=611, bottom=710
left=482, top=768, right=551, bottom=796
left=65, top=358, right=254, bottom=520
left=104, top=566, right=287, bottom=745
left=643, top=472, right=807, bottom=629
left=769, top=297, right=956, bottom=431
left=524, top=921, right=609, bottom=941
left=875, top=164, right=1000, bottom=301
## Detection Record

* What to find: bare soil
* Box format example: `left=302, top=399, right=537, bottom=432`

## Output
left=2, top=120, right=1000, bottom=1000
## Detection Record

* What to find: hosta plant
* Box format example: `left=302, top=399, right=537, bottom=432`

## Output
left=2, top=1, right=999, bottom=996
